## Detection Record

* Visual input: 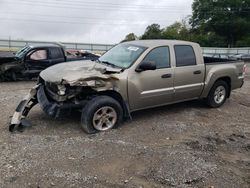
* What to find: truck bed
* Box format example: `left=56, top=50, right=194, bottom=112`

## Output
left=203, top=56, right=245, bottom=93
left=204, top=56, right=237, bottom=64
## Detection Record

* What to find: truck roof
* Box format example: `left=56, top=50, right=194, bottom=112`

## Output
left=27, top=43, right=63, bottom=49
left=122, top=40, right=199, bottom=48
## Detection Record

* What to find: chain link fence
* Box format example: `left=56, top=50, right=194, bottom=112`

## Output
left=202, top=47, right=250, bottom=56
left=0, top=39, right=114, bottom=52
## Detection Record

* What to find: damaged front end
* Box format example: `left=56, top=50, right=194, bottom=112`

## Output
left=9, top=80, right=96, bottom=132
left=9, top=78, right=121, bottom=132
left=9, top=60, right=124, bottom=132
left=0, top=57, right=22, bottom=81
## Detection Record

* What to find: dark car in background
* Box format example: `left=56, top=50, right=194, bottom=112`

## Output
left=0, top=44, right=100, bottom=81
left=229, top=54, right=250, bottom=62
left=66, top=49, right=101, bottom=60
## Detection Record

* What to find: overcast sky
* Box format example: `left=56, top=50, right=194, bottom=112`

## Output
left=0, top=0, right=194, bottom=44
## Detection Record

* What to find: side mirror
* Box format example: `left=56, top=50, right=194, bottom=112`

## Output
left=136, top=61, right=156, bottom=72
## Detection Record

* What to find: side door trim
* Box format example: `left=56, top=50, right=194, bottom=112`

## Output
left=174, top=83, right=204, bottom=90
left=141, top=87, right=174, bottom=95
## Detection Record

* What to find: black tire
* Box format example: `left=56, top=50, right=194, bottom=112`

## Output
left=206, top=80, right=229, bottom=108
left=11, top=71, right=17, bottom=81
left=81, top=96, right=123, bottom=134
left=0, top=74, right=4, bottom=82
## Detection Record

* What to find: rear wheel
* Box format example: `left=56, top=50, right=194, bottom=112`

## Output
left=81, top=96, right=123, bottom=134
left=206, top=80, right=229, bottom=108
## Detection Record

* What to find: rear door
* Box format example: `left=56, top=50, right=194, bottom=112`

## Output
left=49, top=47, right=65, bottom=65
left=128, top=46, right=174, bottom=111
left=173, top=45, right=205, bottom=101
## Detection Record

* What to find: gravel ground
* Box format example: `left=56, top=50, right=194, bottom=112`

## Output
left=0, top=65, right=249, bottom=188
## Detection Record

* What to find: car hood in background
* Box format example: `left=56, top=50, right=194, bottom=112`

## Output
left=0, top=56, right=19, bottom=65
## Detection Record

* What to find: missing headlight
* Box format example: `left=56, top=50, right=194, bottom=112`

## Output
left=57, top=85, right=66, bottom=96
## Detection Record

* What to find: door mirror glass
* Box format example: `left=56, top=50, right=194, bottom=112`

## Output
left=136, top=61, right=156, bottom=72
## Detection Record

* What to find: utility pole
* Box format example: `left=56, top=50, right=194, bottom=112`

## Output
left=9, top=36, right=11, bottom=50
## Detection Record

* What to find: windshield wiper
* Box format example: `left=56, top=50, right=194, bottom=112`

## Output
left=96, top=59, right=122, bottom=69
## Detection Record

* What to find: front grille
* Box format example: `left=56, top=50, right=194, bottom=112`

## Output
left=45, top=82, right=58, bottom=94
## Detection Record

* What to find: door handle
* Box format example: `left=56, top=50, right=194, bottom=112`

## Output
left=161, top=74, right=172, bottom=78
left=193, top=70, right=201, bottom=75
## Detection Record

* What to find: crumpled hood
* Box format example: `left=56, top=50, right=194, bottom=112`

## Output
left=40, top=60, right=122, bottom=85
left=0, top=56, right=19, bottom=65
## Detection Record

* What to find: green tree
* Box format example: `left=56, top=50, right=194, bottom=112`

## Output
left=141, top=24, right=162, bottom=39
left=162, top=19, right=191, bottom=41
left=162, top=22, right=183, bottom=40
left=191, top=0, right=250, bottom=47
left=236, top=34, right=250, bottom=47
left=121, top=33, right=138, bottom=43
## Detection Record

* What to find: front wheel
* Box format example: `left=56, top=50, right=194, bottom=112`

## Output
left=1, top=70, right=16, bottom=81
left=81, top=96, right=123, bottom=134
left=206, top=80, right=229, bottom=108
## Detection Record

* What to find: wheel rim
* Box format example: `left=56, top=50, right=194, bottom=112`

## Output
left=214, top=86, right=226, bottom=104
left=92, top=106, right=117, bottom=131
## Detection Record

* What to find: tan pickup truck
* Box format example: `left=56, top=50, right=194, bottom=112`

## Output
left=10, top=40, right=247, bottom=134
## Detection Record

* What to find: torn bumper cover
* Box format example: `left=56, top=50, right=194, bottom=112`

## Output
left=9, top=84, right=39, bottom=132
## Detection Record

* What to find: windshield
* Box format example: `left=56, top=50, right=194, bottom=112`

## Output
left=99, top=43, right=147, bottom=69
left=15, top=46, right=31, bottom=58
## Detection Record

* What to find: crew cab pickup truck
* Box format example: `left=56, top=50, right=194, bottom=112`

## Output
left=9, top=40, right=247, bottom=133
left=0, top=44, right=99, bottom=81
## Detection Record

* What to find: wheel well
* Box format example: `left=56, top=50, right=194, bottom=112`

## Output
left=98, top=90, right=131, bottom=119
left=2, top=69, right=16, bottom=81
left=215, top=77, right=231, bottom=97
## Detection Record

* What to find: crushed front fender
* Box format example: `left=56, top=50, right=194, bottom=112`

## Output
left=9, top=84, right=40, bottom=132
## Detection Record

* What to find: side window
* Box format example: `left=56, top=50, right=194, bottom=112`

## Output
left=143, top=46, right=170, bottom=69
left=174, top=45, right=196, bottom=67
left=30, top=50, right=48, bottom=60
left=50, top=47, right=63, bottom=59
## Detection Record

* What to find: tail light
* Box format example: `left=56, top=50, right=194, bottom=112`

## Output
left=243, top=64, right=247, bottom=76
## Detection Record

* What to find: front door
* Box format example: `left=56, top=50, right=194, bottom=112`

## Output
left=128, top=46, right=174, bottom=111
left=25, top=49, right=50, bottom=77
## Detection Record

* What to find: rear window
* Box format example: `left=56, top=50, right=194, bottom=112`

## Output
left=174, top=45, right=196, bottom=67
left=50, top=47, right=63, bottom=59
